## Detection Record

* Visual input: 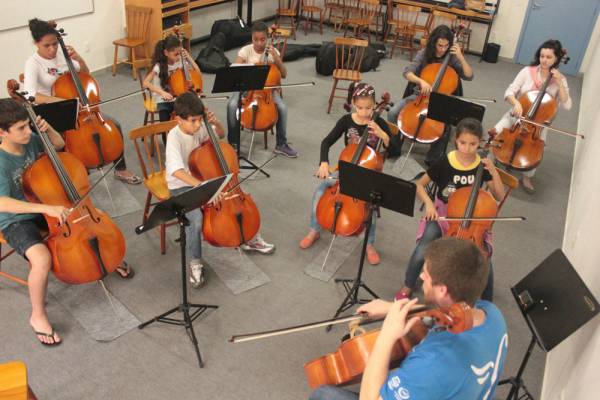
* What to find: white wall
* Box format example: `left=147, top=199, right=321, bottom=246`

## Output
left=540, top=24, right=600, bottom=400
left=487, top=0, right=529, bottom=59
left=0, top=0, right=126, bottom=98
left=581, top=14, right=600, bottom=73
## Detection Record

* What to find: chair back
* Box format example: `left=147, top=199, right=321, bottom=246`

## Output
left=272, top=27, right=291, bottom=59
left=125, top=5, right=152, bottom=40
left=302, top=0, right=320, bottom=7
left=278, top=0, right=298, bottom=12
left=358, top=0, right=379, bottom=24
left=137, top=59, right=156, bottom=112
left=429, top=10, right=457, bottom=31
left=129, top=120, right=177, bottom=200
left=393, top=4, right=422, bottom=26
left=334, top=37, right=368, bottom=72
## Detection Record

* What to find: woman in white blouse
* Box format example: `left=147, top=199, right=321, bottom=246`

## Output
left=489, top=39, right=571, bottom=194
left=23, top=18, right=141, bottom=186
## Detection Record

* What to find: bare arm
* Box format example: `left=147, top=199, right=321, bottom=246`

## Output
left=0, top=197, right=68, bottom=224
left=172, top=169, right=202, bottom=187
left=143, top=69, right=173, bottom=101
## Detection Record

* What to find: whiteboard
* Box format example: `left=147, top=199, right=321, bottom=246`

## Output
left=0, top=0, right=94, bottom=32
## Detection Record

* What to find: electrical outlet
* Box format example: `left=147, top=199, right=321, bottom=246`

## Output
left=84, top=41, right=90, bottom=53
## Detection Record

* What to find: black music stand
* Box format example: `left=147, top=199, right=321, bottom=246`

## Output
left=212, top=65, right=270, bottom=177
left=427, top=92, right=485, bottom=124
left=499, top=249, right=600, bottom=400
left=32, top=98, right=78, bottom=132
left=136, top=175, right=231, bottom=368
left=328, top=161, right=416, bottom=325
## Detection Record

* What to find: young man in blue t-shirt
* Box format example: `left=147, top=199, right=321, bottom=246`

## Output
left=309, top=237, right=508, bottom=400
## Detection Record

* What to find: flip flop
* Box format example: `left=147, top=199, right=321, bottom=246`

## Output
left=114, top=172, right=143, bottom=185
left=520, top=179, right=536, bottom=195
left=115, top=261, right=135, bottom=279
left=32, top=328, right=61, bottom=347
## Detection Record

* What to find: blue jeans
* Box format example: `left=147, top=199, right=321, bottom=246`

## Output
left=386, top=95, right=449, bottom=165
left=170, top=186, right=203, bottom=264
left=309, top=178, right=376, bottom=244
left=403, top=221, right=494, bottom=301
left=227, top=91, right=288, bottom=146
left=309, top=385, right=358, bottom=400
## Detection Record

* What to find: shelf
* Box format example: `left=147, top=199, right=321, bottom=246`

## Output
left=189, top=0, right=230, bottom=9
left=162, top=5, right=190, bottom=18
left=161, top=0, right=188, bottom=9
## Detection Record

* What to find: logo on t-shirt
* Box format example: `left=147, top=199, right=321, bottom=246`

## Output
left=453, top=174, right=476, bottom=185
left=470, top=333, right=509, bottom=400
left=387, top=376, right=410, bottom=400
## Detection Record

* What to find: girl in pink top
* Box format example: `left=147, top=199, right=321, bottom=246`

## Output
left=489, top=39, right=571, bottom=194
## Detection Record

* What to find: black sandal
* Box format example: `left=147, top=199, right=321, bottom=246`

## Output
left=32, top=328, right=61, bottom=347
left=115, top=261, right=135, bottom=279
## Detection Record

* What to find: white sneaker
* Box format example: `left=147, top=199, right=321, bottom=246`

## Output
left=189, top=262, right=205, bottom=288
left=240, top=234, right=275, bottom=254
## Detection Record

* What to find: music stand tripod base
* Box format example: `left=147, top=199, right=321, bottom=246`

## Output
left=328, top=162, right=416, bottom=329
left=136, top=175, right=231, bottom=368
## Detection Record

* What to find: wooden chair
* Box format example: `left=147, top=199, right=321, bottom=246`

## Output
left=0, top=234, right=28, bottom=287
left=428, top=10, right=457, bottom=33
left=276, top=0, right=298, bottom=40
left=327, top=37, right=368, bottom=114
left=0, top=361, right=37, bottom=400
left=452, top=12, right=474, bottom=52
left=137, top=59, right=160, bottom=126
left=387, top=4, right=423, bottom=60
left=112, top=5, right=153, bottom=80
left=300, top=0, right=324, bottom=35
left=129, top=120, right=178, bottom=254
left=343, top=0, right=380, bottom=42
left=272, top=27, right=291, bottom=60
left=324, top=0, right=346, bottom=31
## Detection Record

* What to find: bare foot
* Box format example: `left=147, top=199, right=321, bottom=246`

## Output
left=30, top=315, right=61, bottom=345
left=521, top=176, right=535, bottom=193
left=114, top=170, right=142, bottom=185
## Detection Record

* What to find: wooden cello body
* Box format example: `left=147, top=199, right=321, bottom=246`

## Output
left=492, top=82, right=557, bottom=171
left=168, top=26, right=203, bottom=96
left=12, top=92, right=126, bottom=284
left=304, top=303, right=473, bottom=389
left=315, top=95, right=389, bottom=236
left=398, top=29, right=461, bottom=144
left=51, top=24, right=124, bottom=169
left=188, top=115, right=261, bottom=247
left=239, top=30, right=280, bottom=132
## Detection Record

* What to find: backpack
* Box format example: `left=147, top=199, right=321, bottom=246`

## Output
left=315, top=42, right=386, bottom=76
left=195, top=32, right=231, bottom=74
left=209, top=18, right=252, bottom=50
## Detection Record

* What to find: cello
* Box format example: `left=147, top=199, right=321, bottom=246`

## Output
left=9, top=87, right=126, bottom=284
left=492, top=50, right=571, bottom=171
left=315, top=93, right=390, bottom=237
left=188, top=113, right=261, bottom=247
left=228, top=302, right=473, bottom=389
left=444, top=143, right=498, bottom=257
left=168, top=26, right=203, bottom=96
left=239, top=27, right=279, bottom=133
left=50, top=23, right=124, bottom=169
left=398, top=26, right=463, bottom=144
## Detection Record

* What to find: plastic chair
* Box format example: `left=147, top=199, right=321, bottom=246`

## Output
left=327, top=37, right=368, bottom=113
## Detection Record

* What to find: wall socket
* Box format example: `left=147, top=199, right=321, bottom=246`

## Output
left=83, top=41, right=90, bottom=53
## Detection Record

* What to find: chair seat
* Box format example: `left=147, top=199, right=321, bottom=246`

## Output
left=144, top=98, right=158, bottom=113
left=113, top=37, right=146, bottom=48
left=333, top=69, right=361, bottom=81
left=302, top=6, right=323, bottom=12
left=345, top=18, right=369, bottom=26
left=277, top=8, right=297, bottom=16
left=145, top=171, right=170, bottom=201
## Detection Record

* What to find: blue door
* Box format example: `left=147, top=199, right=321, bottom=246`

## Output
left=515, top=0, right=599, bottom=76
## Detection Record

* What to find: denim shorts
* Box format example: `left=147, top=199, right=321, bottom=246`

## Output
left=1, top=216, right=48, bottom=258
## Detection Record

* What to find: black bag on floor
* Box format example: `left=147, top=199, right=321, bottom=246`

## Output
left=195, top=32, right=231, bottom=73
left=282, top=43, right=322, bottom=62
left=209, top=18, right=251, bottom=50
left=316, top=42, right=337, bottom=75
left=316, top=42, right=385, bottom=76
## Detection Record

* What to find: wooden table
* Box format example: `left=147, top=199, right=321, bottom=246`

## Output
left=394, top=0, right=499, bottom=59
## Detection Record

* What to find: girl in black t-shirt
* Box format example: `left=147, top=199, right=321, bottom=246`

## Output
left=299, top=82, right=391, bottom=265
left=397, top=118, right=504, bottom=301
